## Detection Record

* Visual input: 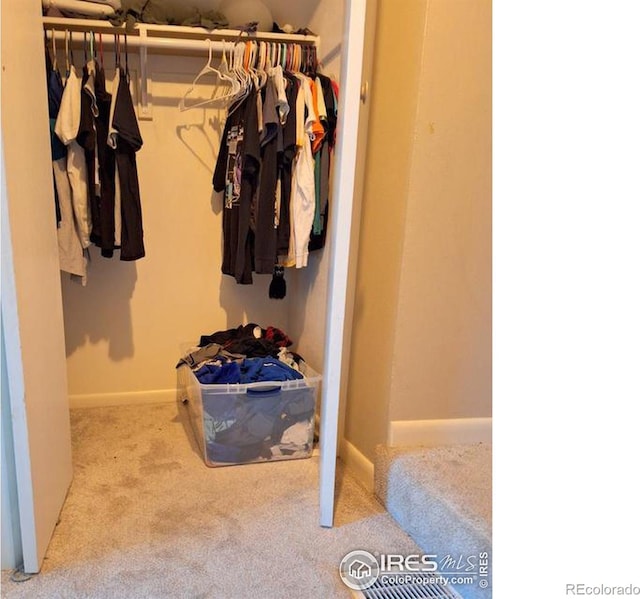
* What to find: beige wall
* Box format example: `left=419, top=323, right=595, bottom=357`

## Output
left=61, top=57, right=292, bottom=398
left=61, top=2, right=346, bottom=399
left=389, top=0, right=492, bottom=421
left=344, top=0, right=430, bottom=460
left=345, top=0, right=492, bottom=460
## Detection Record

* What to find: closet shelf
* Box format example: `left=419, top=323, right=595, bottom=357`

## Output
left=42, top=16, right=320, bottom=47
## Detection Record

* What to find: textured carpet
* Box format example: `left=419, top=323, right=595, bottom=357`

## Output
left=1, top=403, right=422, bottom=599
left=375, top=443, right=492, bottom=599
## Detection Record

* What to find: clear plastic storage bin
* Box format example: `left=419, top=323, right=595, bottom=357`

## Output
left=178, top=361, right=321, bottom=467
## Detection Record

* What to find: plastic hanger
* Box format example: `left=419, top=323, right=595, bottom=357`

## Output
left=64, top=30, right=71, bottom=77
left=51, top=29, right=58, bottom=74
left=226, top=42, right=252, bottom=115
left=246, top=41, right=263, bottom=90
left=256, top=41, right=268, bottom=88
left=179, top=39, right=238, bottom=112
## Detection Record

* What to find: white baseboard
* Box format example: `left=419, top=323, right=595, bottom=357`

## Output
left=388, top=417, right=492, bottom=447
left=69, top=388, right=177, bottom=409
left=339, top=438, right=374, bottom=493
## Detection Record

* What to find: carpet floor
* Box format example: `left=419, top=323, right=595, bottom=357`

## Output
left=375, top=444, right=492, bottom=599
left=1, top=402, right=421, bottom=599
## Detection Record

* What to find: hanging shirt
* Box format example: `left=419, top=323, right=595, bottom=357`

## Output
left=79, top=60, right=101, bottom=246
left=309, top=78, right=325, bottom=154
left=108, top=67, right=146, bottom=261
left=45, top=51, right=65, bottom=225
left=289, top=74, right=317, bottom=269
left=94, top=63, right=118, bottom=258
left=107, top=68, right=123, bottom=247
left=54, top=65, right=92, bottom=250
left=309, top=74, right=338, bottom=251
left=269, top=64, right=289, bottom=125
left=254, top=75, right=284, bottom=275
left=233, top=88, right=261, bottom=284
left=276, top=73, right=299, bottom=261
left=48, top=58, right=87, bottom=283
left=213, top=90, right=261, bottom=284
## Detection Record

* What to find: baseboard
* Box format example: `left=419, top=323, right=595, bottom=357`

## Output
left=68, top=388, right=177, bottom=409
left=339, top=438, right=374, bottom=493
left=388, top=417, right=492, bottom=447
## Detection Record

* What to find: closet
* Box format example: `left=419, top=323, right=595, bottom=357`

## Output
left=1, top=0, right=370, bottom=574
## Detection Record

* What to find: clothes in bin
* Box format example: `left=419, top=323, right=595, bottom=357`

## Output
left=177, top=324, right=320, bottom=467
left=203, top=382, right=315, bottom=464
left=179, top=364, right=320, bottom=467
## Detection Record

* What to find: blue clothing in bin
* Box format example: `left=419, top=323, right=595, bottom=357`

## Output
left=203, top=384, right=314, bottom=463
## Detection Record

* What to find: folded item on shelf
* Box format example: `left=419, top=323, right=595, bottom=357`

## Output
left=43, top=0, right=119, bottom=18
left=108, top=0, right=228, bottom=31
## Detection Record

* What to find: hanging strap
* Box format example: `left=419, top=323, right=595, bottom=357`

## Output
left=124, top=33, right=130, bottom=81
left=51, top=29, right=58, bottom=73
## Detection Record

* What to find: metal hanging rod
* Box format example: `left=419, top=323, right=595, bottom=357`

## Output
left=42, top=16, right=320, bottom=121
left=42, top=17, right=320, bottom=52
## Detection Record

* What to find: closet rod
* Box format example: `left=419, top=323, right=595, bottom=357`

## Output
left=42, top=17, right=320, bottom=50
left=46, top=29, right=257, bottom=53
left=43, top=16, right=320, bottom=120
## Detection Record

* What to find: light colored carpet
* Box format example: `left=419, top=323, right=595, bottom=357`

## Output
left=1, top=402, right=422, bottom=599
left=375, top=443, right=492, bottom=599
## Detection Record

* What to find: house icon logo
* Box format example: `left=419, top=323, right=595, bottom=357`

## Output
left=339, top=550, right=380, bottom=590
left=349, top=559, right=372, bottom=580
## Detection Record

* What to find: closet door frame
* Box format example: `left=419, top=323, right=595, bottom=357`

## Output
left=319, top=0, right=368, bottom=527
left=1, top=0, right=74, bottom=573
left=1, top=4, right=370, bottom=570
